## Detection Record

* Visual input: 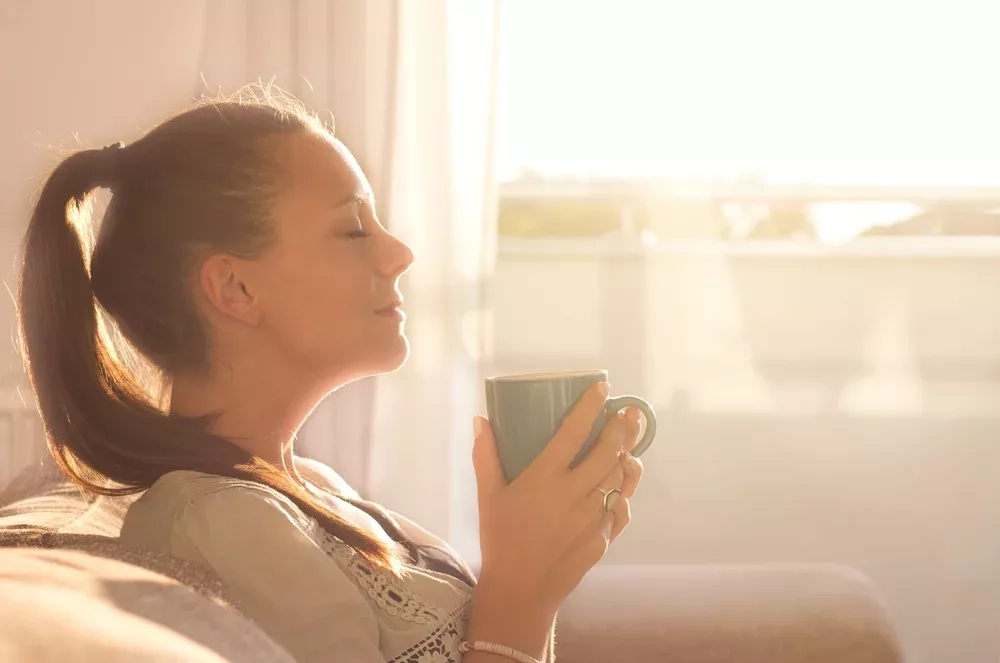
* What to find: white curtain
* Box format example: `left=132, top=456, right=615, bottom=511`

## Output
left=197, top=0, right=502, bottom=553
left=366, top=1, right=502, bottom=558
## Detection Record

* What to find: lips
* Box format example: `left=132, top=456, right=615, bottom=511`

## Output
left=375, top=299, right=405, bottom=321
left=375, top=299, right=403, bottom=314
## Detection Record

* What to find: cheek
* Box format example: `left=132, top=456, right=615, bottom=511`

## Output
left=264, top=255, right=372, bottom=356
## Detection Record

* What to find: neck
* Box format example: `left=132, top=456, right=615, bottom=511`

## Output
left=169, top=354, right=340, bottom=478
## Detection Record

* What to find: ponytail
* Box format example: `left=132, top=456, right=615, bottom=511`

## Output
left=17, top=146, right=454, bottom=579
left=18, top=146, right=154, bottom=488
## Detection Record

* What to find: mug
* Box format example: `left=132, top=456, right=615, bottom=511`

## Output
left=484, top=369, right=656, bottom=482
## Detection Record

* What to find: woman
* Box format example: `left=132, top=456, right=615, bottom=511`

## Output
left=18, top=90, right=644, bottom=663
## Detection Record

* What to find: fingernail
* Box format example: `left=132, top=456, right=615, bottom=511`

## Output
left=601, top=511, right=615, bottom=541
left=596, top=382, right=610, bottom=397
left=623, top=454, right=640, bottom=478
left=473, top=416, right=483, bottom=438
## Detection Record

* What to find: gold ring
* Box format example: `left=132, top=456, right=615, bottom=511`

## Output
left=601, top=488, right=622, bottom=512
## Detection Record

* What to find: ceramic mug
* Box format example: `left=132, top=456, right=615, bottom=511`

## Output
left=485, top=369, right=656, bottom=482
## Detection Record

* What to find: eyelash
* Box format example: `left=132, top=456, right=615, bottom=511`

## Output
left=345, top=229, right=371, bottom=239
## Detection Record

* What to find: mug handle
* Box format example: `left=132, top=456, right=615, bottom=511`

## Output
left=606, top=395, right=657, bottom=457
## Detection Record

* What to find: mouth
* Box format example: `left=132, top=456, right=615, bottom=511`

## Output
left=375, top=300, right=405, bottom=321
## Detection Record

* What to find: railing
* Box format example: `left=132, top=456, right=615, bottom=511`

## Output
left=488, top=235, right=1000, bottom=418
left=500, top=179, right=1000, bottom=205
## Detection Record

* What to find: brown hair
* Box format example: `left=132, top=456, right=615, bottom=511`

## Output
left=18, top=89, right=474, bottom=585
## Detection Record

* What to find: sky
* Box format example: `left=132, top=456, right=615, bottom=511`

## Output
left=495, top=0, right=1000, bottom=186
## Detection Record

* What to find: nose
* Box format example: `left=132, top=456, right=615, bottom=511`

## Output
left=377, top=230, right=414, bottom=278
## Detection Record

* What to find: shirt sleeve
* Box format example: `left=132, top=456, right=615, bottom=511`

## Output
left=169, top=483, right=383, bottom=663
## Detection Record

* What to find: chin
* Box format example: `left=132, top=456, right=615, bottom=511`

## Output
left=318, top=331, right=410, bottom=388
left=348, top=333, right=410, bottom=381
left=379, top=334, right=411, bottom=373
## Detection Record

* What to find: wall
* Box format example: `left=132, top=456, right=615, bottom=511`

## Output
left=0, top=2, right=207, bottom=483
left=488, top=237, right=1000, bottom=663
left=0, top=2, right=206, bottom=384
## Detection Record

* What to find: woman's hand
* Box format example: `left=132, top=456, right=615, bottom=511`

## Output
left=471, top=381, right=645, bottom=615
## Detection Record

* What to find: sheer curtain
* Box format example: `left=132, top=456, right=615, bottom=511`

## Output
left=366, top=1, right=502, bottom=557
left=198, top=0, right=502, bottom=551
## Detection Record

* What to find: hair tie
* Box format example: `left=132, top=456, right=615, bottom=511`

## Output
left=96, top=142, right=125, bottom=189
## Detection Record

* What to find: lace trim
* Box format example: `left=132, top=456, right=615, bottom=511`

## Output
left=314, top=525, right=448, bottom=625
left=388, top=602, right=470, bottom=663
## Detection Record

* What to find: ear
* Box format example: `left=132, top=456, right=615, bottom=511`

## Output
left=198, top=254, right=262, bottom=327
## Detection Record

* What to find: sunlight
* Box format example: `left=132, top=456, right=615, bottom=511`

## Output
left=497, top=0, right=1000, bottom=185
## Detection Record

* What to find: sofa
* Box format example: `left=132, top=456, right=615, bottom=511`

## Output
left=0, top=456, right=905, bottom=662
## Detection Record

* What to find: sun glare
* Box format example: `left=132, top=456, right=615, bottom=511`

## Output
left=497, top=0, right=1000, bottom=186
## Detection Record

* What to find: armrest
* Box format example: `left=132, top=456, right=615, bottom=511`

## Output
left=555, top=564, right=903, bottom=663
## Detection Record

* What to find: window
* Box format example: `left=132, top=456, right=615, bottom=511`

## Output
left=487, top=9, right=1000, bottom=656
left=488, top=0, right=1000, bottom=419
left=496, top=0, right=1000, bottom=241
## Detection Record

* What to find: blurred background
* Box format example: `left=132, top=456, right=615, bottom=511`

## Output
left=2, top=1, right=999, bottom=661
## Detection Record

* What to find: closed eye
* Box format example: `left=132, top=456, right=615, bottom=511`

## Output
left=345, top=228, right=371, bottom=239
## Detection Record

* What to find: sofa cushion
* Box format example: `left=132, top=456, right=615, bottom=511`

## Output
left=0, top=548, right=296, bottom=663
left=0, top=456, right=136, bottom=537
left=556, top=564, right=903, bottom=663
left=0, top=532, right=237, bottom=607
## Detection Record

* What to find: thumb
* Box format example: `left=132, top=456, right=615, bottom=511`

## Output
left=471, top=415, right=506, bottom=499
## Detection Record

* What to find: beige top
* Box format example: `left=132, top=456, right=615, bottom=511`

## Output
left=119, top=458, right=473, bottom=663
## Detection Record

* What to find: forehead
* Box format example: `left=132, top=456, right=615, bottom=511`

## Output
left=271, top=131, right=370, bottom=203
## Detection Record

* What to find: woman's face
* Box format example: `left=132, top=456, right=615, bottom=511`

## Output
left=229, top=131, right=414, bottom=386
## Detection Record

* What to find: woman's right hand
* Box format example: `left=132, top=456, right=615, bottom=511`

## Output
left=471, top=381, right=643, bottom=615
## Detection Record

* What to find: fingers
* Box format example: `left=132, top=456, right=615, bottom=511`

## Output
left=570, top=406, right=641, bottom=494
left=545, top=462, right=636, bottom=586
left=619, top=452, right=643, bottom=499
left=529, top=381, right=610, bottom=476
left=566, top=490, right=632, bottom=565
left=471, top=415, right=506, bottom=501
left=563, top=419, right=641, bottom=540
left=622, top=406, right=644, bottom=454
left=604, top=490, right=631, bottom=542
left=562, top=460, right=623, bottom=541
left=618, top=406, right=644, bottom=498
left=596, top=462, right=625, bottom=494
left=560, top=460, right=625, bottom=536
